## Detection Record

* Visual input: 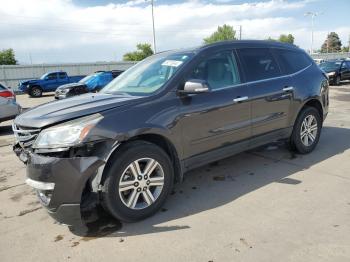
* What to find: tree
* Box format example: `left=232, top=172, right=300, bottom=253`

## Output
left=203, top=24, right=236, bottom=45
left=321, top=32, right=342, bottom=53
left=0, top=48, right=17, bottom=65
left=278, top=34, right=294, bottom=44
left=123, top=43, right=154, bottom=61
left=342, top=46, right=349, bottom=52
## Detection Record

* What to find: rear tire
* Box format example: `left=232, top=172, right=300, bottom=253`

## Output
left=29, top=86, right=42, bottom=97
left=102, top=141, right=174, bottom=222
left=290, top=106, right=322, bottom=154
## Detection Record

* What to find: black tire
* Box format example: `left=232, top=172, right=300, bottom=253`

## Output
left=335, top=75, right=341, bottom=86
left=29, top=86, right=42, bottom=97
left=101, top=141, right=174, bottom=222
left=290, top=106, right=322, bottom=154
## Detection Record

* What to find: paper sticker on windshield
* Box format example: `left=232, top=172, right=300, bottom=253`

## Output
left=162, top=60, right=183, bottom=67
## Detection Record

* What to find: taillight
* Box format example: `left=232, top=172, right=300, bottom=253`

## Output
left=0, top=90, right=14, bottom=98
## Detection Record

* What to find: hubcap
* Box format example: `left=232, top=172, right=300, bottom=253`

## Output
left=300, top=115, right=318, bottom=147
left=33, top=89, right=40, bottom=96
left=118, top=158, right=164, bottom=210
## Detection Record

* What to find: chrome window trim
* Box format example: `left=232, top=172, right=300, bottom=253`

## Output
left=210, top=63, right=312, bottom=92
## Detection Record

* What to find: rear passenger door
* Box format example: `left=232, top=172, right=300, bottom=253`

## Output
left=237, top=48, right=293, bottom=138
left=57, top=72, right=69, bottom=87
left=45, top=73, right=59, bottom=90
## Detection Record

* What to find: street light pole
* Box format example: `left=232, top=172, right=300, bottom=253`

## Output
left=150, top=0, right=157, bottom=53
left=304, top=11, right=322, bottom=54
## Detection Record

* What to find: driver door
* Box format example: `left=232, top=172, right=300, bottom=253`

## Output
left=179, top=50, right=251, bottom=168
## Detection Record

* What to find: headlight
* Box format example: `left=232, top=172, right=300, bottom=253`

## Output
left=33, top=113, right=103, bottom=149
left=60, top=89, right=69, bottom=94
left=327, top=72, right=336, bottom=77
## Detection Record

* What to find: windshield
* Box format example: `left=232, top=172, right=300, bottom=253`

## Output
left=40, top=73, right=49, bottom=80
left=319, top=61, right=341, bottom=72
left=79, top=73, right=102, bottom=84
left=101, top=52, right=193, bottom=96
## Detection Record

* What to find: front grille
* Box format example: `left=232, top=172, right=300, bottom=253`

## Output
left=12, top=124, right=41, bottom=149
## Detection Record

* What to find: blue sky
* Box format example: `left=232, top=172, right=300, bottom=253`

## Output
left=0, top=0, right=349, bottom=63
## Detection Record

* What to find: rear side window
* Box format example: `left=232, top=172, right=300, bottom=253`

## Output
left=58, top=72, right=67, bottom=79
left=237, top=48, right=281, bottom=82
left=273, top=49, right=311, bottom=74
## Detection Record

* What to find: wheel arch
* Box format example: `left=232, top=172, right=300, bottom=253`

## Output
left=293, top=98, right=324, bottom=127
left=98, top=132, right=184, bottom=188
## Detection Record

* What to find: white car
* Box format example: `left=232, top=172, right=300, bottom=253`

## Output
left=0, top=83, right=21, bottom=124
left=313, top=58, right=325, bottom=65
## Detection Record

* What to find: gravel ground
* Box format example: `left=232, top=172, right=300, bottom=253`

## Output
left=0, top=86, right=350, bottom=262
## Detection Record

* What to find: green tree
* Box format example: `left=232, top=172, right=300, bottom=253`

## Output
left=0, top=48, right=17, bottom=65
left=203, top=24, right=236, bottom=45
left=341, top=46, right=349, bottom=52
left=123, top=43, right=154, bottom=61
left=321, top=32, right=342, bottom=53
left=278, top=34, right=294, bottom=44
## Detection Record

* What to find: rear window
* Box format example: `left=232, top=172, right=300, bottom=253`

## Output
left=273, top=49, right=312, bottom=74
left=237, top=48, right=281, bottom=82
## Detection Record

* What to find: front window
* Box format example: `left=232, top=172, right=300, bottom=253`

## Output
left=101, top=52, right=193, bottom=96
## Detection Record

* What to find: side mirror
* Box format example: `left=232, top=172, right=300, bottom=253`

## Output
left=178, top=79, right=210, bottom=95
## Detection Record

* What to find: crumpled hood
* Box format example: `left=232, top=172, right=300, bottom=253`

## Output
left=56, top=82, right=86, bottom=91
left=15, top=93, right=143, bottom=128
left=19, top=79, right=39, bottom=86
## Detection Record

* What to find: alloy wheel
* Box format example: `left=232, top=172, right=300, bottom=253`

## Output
left=118, top=158, right=164, bottom=210
left=300, top=115, right=318, bottom=147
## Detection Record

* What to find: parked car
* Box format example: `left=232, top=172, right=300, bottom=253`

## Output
left=54, top=70, right=123, bottom=100
left=18, top=71, right=85, bottom=97
left=0, top=83, right=21, bottom=124
left=319, top=60, right=350, bottom=85
left=13, top=40, right=329, bottom=227
left=313, top=58, right=325, bottom=65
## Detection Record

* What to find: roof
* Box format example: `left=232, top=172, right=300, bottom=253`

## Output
left=199, top=40, right=300, bottom=51
left=156, top=40, right=301, bottom=57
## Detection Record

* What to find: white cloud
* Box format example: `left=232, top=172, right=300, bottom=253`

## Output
left=0, top=0, right=348, bottom=63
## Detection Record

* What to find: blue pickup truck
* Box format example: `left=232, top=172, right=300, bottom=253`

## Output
left=18, top=71, right=85, bottom=97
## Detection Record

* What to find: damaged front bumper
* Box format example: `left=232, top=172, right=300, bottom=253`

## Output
left=19, top=149, right=105, bottom=226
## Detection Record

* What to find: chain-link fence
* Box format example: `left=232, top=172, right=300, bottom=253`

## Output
left=311, top=52, right=350, bottom=61
left=0, top=62, right=136, bottom=90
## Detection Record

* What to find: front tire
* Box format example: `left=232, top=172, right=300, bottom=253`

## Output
left=102, top=141, right=174, bottom=222
left=29, top=86, right=42, bottom=97
left=290, top=107, right=322, bottom=154
left=335, top=75, right=341, bottom=86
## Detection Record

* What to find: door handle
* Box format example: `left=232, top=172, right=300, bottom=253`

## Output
left=233, top=96, right=248, bottom=103
left=282, top=86, right=294, bottom=92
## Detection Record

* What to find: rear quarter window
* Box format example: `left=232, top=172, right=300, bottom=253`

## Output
left=237, top=48, right=281, bottom=82
left=273, top=49, right=312, bottom=74
left=0, top=83, right=6, bottom=90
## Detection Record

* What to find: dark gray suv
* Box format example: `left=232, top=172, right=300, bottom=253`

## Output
left=13, top=40, right=329, bottom=226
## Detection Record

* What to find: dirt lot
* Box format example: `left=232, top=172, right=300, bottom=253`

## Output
left=1, top=87, right=350, bottom=262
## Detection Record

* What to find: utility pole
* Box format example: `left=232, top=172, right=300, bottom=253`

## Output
left=304, top=11, right=322, bottom=54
